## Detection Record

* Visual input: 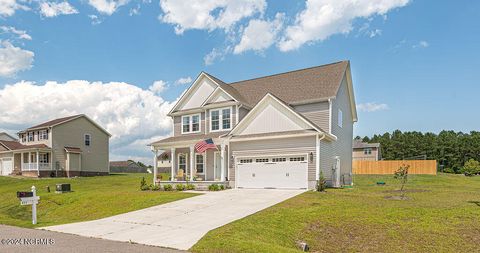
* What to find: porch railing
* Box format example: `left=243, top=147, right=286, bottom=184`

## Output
left=22, top=163, right=51, bottom=171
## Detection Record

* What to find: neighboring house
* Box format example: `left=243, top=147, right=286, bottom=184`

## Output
left=352, top=140, right=381, bottom=161
left=0, top=115, right=110, bottom=177
left=0, top=132, right=17, bottom=141
left=150, top=61, right=357, bottom=190
left=110, top=161, right=147, bottom=173
left=157, top=151, right=172, bottom=173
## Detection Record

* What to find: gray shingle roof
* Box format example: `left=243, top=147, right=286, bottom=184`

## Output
left=353, top=140, right=380, bottom=149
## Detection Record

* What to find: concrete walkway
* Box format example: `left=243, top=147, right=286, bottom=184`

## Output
left=42, top=189, right=304, bottom=250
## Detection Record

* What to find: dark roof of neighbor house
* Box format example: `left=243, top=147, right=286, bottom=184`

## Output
left=109, top=161, right=141, bottom=168
left=209, top=61, right=348, bottom=107
left=0, top=132, right=17, bottom=141
left=0, top=140, right=49, bottom=151
left=25, top=115, right=82, bottom=130
left=353, top=140, right=380, bottom=149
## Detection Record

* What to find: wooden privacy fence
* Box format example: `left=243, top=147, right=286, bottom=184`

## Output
left=352, top=160, right=437, bottom=175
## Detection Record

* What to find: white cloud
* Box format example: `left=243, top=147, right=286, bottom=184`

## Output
left=413, top=40, right=429, bottom=48
left=0, top=40, right=34, bottom=77
left=159, top=0, right=266, bottom=34
left=0, top=0, right=29, bottom=17
left=278, top=0, right=409, bottom=51
left=234, top=12, right=284, bottom=54
left=88, top=0, right=129, bottom=15
left=88, top=14, right=103, bottom=25
left=369, top=29, right=382, bottom=38
left=175, top=76, right=192, bottom=85
left=357, top=102, right=389, bottom=112
left=0, top=80, right=174, bottom=164
left=39, top=1, right=78, bottom=17
left=0, top=26, right=32, bottom=40
left=204, top=46, right=232, bottom=65
left=149, top=80, right=166, bottom=94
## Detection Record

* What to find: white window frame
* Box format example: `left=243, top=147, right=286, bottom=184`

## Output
left=338, top=109, right=343, bottom=128
left=178, top=153, right=187, bottom=173
left=39, top=130, right=48, bottom=140
left=209, top=106, right=232, bottom=132
left=84, top=134, right=91, bottom=146
left=21, top=134, right=26, bottom=142
left=195, top=154, right=205, bottom=174
left=181, top=114, right=201, bottom=134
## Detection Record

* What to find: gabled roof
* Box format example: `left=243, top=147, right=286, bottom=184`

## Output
left=353, top=140, right=380, bottom=149
left=0, top=132, right=17, bottom=141
left=109, top=161, right=140, bottom=167
left=18, top=114, right=111, bottom=137
left=0, top=140, right=49, bottom=151
left=64, top=146, right=82, bottom=153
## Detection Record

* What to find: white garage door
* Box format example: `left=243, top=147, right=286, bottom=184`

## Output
left=1, top=158, right=13, bottom=176
left=237, top=156, right=308, bottom=189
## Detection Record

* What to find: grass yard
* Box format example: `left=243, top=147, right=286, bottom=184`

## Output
left=0, top=173, right=197, bottom=228
left=193, top=173, right=480, bottom=253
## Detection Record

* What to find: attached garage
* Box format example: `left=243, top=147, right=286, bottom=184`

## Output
left=236, top=156, right=308, bottom=189
left=0, top=158, right=13, bottom=176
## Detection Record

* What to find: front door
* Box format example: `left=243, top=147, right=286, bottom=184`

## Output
left=214, top=152, right=221, bottom=181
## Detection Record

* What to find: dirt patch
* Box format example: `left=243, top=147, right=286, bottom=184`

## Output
left=383, top=189, right=429, bottom=193
left=384, top=195, right=410, bottom=200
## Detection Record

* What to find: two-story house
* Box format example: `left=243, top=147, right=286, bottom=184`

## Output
left=150, top=61, right=357, bottom=190
left=0, top=114, right=110, bottom=177
left=352, top=139, right=381, bottom=161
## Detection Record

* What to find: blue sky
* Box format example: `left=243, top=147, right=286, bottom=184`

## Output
left=1, top=0, right=479, bottom=162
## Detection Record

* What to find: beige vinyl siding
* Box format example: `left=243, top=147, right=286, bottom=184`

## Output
left=68, top=153, right=81, bottom=171
left=238, top=107, right=249, bottom=122
left=52, top=117, right=109, bottom=173
left=353, top=147, right=380, bottom=161
left=294, top=101, right=330, bottom=132
left=20, top=129, right=51, bottom=146
left=330, top=74, right=354, bottom=184
left=230, top=136, right=317, bottom=187
left=319, top=139, right=334, bottom=183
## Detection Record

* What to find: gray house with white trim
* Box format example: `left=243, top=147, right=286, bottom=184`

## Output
left=150, top=61, right=357, bottom=189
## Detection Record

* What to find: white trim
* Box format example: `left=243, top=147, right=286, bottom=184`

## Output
left=235, top=153, right=309, bottom=159
left=227, top=93, right=324, bottom=137
left=235, top=105, right=239, bottom=125
left=328, top=98, right=333, bottom=134
left=200, top=87, right=237, bottom=107
left=229, top=132, right=319, bottom=142
left=209, top=106, right=233, bottom=132
left=181, top=113, right=201, bottom=134
left=213, top=151, right=220, bottom=180
left=195, top=153, right=205, bottom=175
left=338, top=109, right=343, bottom=128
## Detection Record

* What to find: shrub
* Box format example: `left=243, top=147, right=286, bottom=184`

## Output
left=316, top=171, right=327, bottom=192
left=443, top=167, right=455, bottom=174
left=176, top=184, right=186, bottom=191
left=208, top=184, right=220, bottom=191
left=140, top=177, right=148, bottom=191
left=219, top=184, right=225, bottom=190
left=186, top=183, right=195, bottom=190
left=163, top=184, right=173, bottom=191
left=394, top=164, right=410, bottom=199
left=151, top=184, right=160, bottom=191
left=461, top=159, right=480, bottom=176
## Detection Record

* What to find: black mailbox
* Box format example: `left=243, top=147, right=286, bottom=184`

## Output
left=56, top=184, right=71, bottom=192
left=17, top=191, right=33, bottom=198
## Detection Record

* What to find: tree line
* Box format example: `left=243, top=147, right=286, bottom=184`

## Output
left=358, top=130, right=480, bottom=173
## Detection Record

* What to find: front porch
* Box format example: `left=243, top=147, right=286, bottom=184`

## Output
left=13, top=149, right=53, bottom=176
left=152, top=142, right=229, bottom=187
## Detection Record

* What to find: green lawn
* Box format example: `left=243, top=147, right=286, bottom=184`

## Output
left=193, top=173, right=480, bottom=253
left=0, top=173, right=197, bottom=228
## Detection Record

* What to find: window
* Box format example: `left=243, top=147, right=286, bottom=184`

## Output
left=364, top=148, right=372, bottom=155
left=181, top=114, right=201, bottom=134
left=211, top=110, right=220, bottom=131
left=290, top=157, right=305, bottom=162
left=210, top=107, right=231, bottom=131
left=255, top=158, right=269, bottom=163
left=272, top=158, right=286, bottom=162
left=84, top=134, right=91, bottom=146
left=28, top=132, right=34, bottom=142
left=196, top=154, right=204, bottom=174
left=178, top=154, right=187, bottom=173
left=338, top=109, right=343, bottom=128
left=39, top=153, right=49, bottom=163
left=39, top=130, right=48, bottom=140
left=21, top=134, right=26, bottom=142
left=239, top=159, right=252, bottom=164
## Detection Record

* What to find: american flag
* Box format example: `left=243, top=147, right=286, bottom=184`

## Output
left=194, top=138, right=217, bottom=153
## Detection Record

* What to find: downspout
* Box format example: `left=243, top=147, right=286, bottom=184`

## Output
left=316, top=133, right=326, bottom=181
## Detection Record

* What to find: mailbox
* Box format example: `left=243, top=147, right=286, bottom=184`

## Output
left=56, top=184, right=71, bottom=192
left=17, top=191, right=33, bottom=198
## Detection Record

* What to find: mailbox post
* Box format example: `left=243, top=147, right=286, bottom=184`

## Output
left=17, top=186, right=40, bottom=225
left=31, top=186, right=37, bottom=225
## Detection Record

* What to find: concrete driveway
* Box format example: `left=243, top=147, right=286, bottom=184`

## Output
left=42, top=189, right=304, bottom=250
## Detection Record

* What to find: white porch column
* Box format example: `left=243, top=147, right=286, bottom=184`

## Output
left=220, top=143, right=226, bottom=182
left=170, top=148, right=175, bottom=181
left=36, top=151, right=39, bottom=176
left=20, top=152, right=24, bottom=171
left=316, top=135, right=320, bottom=180
left=28, top=152, right=31, bottom=170
left=153, top=148, right=158, bottom=186
left=189, top=145, right=194, bottom=181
